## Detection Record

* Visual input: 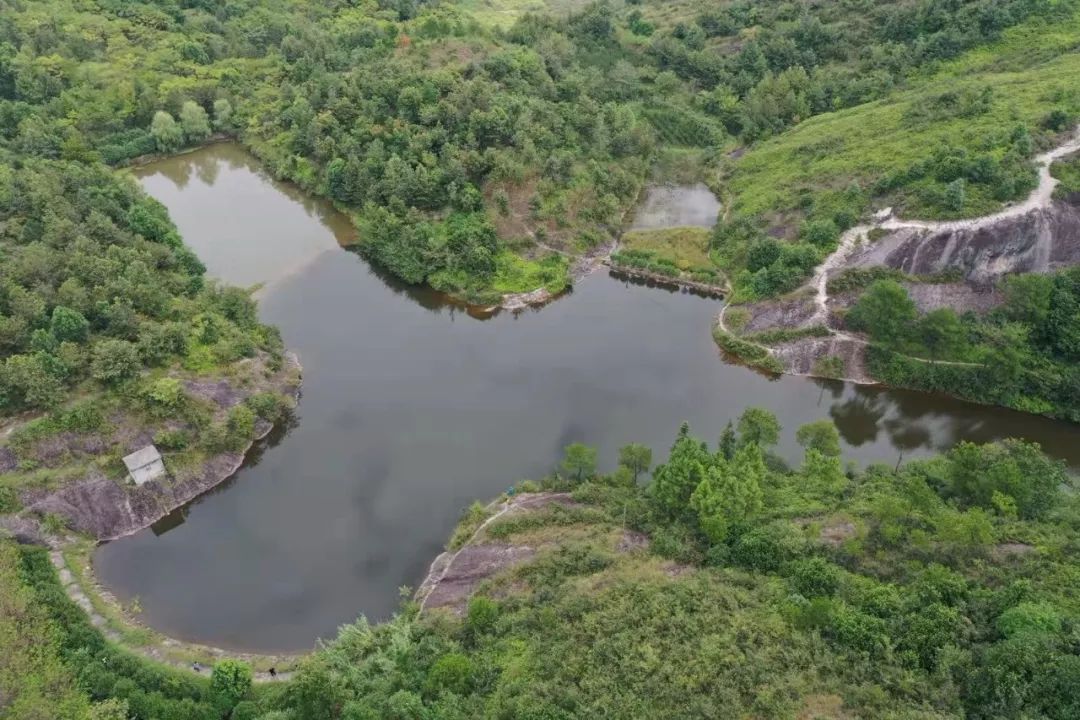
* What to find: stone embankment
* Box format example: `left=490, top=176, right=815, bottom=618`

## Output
left=606, top=264, right=726, bottom=298
left=48, top=547, right=297, bottom=682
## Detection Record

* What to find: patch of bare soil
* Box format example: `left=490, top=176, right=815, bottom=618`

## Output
left=793, top=516, right=859, bottom=548
left=818, top=521, right=857, bottom=548
left=617, top=530, right=649, bottom=552
left=797, top=693, right=852, bottom=720
left=992, top=542, right=1036, bottom=561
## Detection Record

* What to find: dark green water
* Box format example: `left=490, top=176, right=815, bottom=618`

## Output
left=94, top=144, right=1080, bottom=653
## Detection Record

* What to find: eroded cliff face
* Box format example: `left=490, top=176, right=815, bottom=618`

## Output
left=17, top=353, right=301, bottom=541
left=719, top=196, right=1080, bottom=383
left=845, top=199, right=1080, bottom=285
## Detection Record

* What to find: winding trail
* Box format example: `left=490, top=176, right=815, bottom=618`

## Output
left=48, top=548, right=297, bottom=682
left=723, top=126, right=1080, bottom=379
left=811, top=126, right=1080, bottom=325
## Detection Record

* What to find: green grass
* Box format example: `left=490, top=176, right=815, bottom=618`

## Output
left=711, top=325, right=784, bottom=374
left=725, top=11, right=1080, bottom=228
left=490, top=252, right=571, bottom=295
left=743, top=325, right=831, bottom=345
left=1051, top=152, right=1080, bottom=197
left=620, top=227, right=713, bottom=271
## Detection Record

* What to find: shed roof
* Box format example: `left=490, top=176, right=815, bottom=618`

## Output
left=123, top=445, right=162, bottom=471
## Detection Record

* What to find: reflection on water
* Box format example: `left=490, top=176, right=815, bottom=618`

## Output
left=630, top=183, right=723, bottom=230
left=96, top=143, right=1080, bottom=654
left=133, top=143, right=356, bottom=291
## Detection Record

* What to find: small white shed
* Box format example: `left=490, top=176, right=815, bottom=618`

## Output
left=123, top=445, right=166, bottom=486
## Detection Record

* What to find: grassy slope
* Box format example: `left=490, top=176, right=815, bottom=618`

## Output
left=620, top=226, right=713, bottom=270
left=725, top=11, right=1080, bottom=228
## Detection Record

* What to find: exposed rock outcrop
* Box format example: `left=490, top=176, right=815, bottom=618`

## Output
left=718, top=131, right=1080, bottom=385
left=20, top=352, right=301, bottom=541
left=415, top=492, right=584, bottom=615
left=844, top=201, right=1080, bottom=285
left=771, top=335, right=872, bottom=384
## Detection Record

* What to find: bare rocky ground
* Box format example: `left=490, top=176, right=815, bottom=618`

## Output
left=719, top=136, right=1080, bottom=383
left=771, top=335, right=873, bottom=384
left=847, top=200, right=1080, bottom=284
left=415, top=492, right=651, bottom=615
left=736, top=291, right=819, bottom=334
left=415, top=492, right=580, bottom=614
left=9, top=351, right=301, bottom=541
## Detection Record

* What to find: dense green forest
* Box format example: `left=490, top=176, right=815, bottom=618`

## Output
left=4, top=411, right=1079, bottom=719
left=3, top=0, right=1080, bottom=718
left=2, top=0, right=1074, bottom=301
left=838, top=268, right=1080, bottom=422
left=0, top=157, right=293, bottom=509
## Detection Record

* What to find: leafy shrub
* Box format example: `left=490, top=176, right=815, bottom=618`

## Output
left=997, top=602, right=1063, bottom=638
left=426, top=653, right=474, bottom=695
left=788, top=557, right=841, bottom=597
left=211, top=660, right=252, bottom=705
left=91, top=340, right=141, bottom=385
left=142, top=378, right=185, bottom=414
left=246, top=392, right=288, bottom=422
left=465, top=597, right=499, bottom=638
left=153, top=428, right=191, bottom=451
left=731, top=521, right=806, bottom=572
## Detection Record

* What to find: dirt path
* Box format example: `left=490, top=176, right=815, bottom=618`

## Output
left=810, top=126, right=1080, bottom=331
left=49, top=549, right=297, bottom=682
left=810, top=224, right=873, bottom=325
left=718, top=128, right=1080, bottom=381
left=812, top=127, right=1075, bottom=321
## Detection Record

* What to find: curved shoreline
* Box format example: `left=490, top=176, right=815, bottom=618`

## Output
left=49, top=128, right=1080, bottom=667
left=49, top=544, right=300, bottom=681
left=2, top=354, right=307, bottom=676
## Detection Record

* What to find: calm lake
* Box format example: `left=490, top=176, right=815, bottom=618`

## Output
left=95, top=143, right=1080, bottom=653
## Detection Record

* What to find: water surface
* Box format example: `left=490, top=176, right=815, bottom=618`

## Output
left=95, top=144, right=1080, bottom=653
left=631, top=183, right=722, bottom=230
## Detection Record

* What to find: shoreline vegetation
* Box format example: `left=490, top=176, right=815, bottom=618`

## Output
left=2, top=0, right=1080, bottom=717
left=6, top=410, right=1078, bottom=718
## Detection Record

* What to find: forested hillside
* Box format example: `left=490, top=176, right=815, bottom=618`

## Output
left=3, top=1, right=1080, bottom=719
left=2, top=0, right=1072, bottom=300
left=5, top=412, right=1079, bottom=719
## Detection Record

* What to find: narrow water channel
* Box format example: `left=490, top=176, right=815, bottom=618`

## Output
left=94, top=144, right=1080, bottom=653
